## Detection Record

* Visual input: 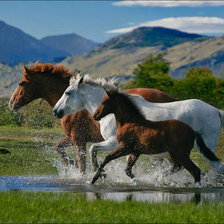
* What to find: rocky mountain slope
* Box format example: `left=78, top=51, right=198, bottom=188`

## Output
left=62, top=26, right=211, bottom=77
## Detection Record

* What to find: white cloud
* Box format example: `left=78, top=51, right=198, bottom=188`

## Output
left=106, top=17, right=224, bottom=35
left=113, top=1, right=224, bottom=7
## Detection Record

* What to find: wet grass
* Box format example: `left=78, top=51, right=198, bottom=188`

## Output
left=0, top=126, right=65, bottom=175
left=0, top=191, right=223, bottom=223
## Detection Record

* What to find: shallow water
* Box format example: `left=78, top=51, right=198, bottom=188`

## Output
left=1, top=152, right=224, bottom=203
left=1, top=174, right=224, bottom=204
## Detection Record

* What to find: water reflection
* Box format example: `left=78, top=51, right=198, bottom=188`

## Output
left=0, top=175, right=224, bottom=204
left=86, top=189, right=224, bottom=204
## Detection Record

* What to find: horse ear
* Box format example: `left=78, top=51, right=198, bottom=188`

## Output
left=105, top=89, right=113, bottom=98
left=78, top=76, right=84, bottom=86
left=73, top=69, right=80, bottom=75
left=23, top=65, right=32, bottom=80
left=34, top=60, right=39, bottom=66
left=23, top=65, right=29, bottom=73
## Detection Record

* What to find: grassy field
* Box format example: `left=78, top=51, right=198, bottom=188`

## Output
left=0, top=191, right=224, bottom=223
left=0, top=125, right=224, bottom=223
left=0, top=126, right=64, bottom=175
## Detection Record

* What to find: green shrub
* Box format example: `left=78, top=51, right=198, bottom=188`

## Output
left=0, top=98, right=22, bottom=126
left=0, top=98, right=60, bottom=128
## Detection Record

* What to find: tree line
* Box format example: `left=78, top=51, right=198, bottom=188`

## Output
left=124, top=54, right=224, bottom=109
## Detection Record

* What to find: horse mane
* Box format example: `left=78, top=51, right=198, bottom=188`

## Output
left=26, top=62, right=74, bottom=80
left=116, top=91, right=146, bottom=120
left=70, top=74, right=118, bottom=92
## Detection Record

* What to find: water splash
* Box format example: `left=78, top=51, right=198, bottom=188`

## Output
left=32, top=134, right=223, bottom=189
left=49, top=156, right=224, bottom=189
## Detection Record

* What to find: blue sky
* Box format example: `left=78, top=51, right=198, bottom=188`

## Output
left=1, top=1, right=224, bottom=43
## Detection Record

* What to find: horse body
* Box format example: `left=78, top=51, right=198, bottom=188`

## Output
left=92, top=90, right=221, bottom=185
left=9, top=62, right=177, bottom=174
left=53, top=75, right=224, bottom=173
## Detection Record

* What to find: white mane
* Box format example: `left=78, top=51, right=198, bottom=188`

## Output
left=70, top=74, right=118, bottom=92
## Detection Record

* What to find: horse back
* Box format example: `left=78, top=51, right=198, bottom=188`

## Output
left=126, top=88, right=178, bottom=103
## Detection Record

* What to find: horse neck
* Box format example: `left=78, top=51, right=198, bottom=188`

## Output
left=81, top=84, right=106, bottom=115
left=39, top=76, right=69, bottom=107
left=112, top=96, right=146, bottom=126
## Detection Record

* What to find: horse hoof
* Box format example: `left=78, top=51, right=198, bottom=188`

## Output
left=194, top=182, right=201, bottom=188
left=131, top=178, right=139, bottom=185
left=69, top=159, right=75, bottom=166
left=100, top=172, right=107, bottom=179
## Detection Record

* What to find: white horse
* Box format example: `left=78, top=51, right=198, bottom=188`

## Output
left=53, top=75, right=224, bottom=173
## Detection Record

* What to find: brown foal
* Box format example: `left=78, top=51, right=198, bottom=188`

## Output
left=92, top=89, right=220, bottom=184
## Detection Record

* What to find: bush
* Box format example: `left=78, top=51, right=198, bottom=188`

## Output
left=125, top=54, right=174, bottom=92
left=0, top=98, right=60, bottom=128
left=0, top=98, right=22, bottom=126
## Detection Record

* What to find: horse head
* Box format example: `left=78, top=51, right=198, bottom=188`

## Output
left=53, top=75, right=85, bottom=118
left=93, top=89, right=116, bottom=121
left=9, top=65, right=40, bottom=111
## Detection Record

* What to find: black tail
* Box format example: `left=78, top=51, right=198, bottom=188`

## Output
left=195, top=132, right=220, bottom=162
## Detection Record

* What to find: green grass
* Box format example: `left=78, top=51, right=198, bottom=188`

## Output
left=0, top=191, right=223, bottom=223
left=0, top=126, right=65, bottom=175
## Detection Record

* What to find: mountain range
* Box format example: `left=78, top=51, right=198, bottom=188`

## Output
left=0, top=21, right=98, bottom=63
left=62, top=26, right=211, bottom=78
left=62, top=27, right=224, bottom=79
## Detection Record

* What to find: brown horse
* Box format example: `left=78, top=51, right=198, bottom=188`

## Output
left=9, top=62, right=178, bottom=174
left=92, top=89, right=220, bottom=185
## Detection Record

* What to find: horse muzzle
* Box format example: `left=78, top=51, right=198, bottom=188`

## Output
left=93, top=114, right=101, bottom=121
left=53, top=109, right=64, bottom=119
left=8, top=102, right=20, bottom=112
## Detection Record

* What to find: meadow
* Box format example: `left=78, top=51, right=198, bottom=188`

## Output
left=0, top=125, right=224, bottom=223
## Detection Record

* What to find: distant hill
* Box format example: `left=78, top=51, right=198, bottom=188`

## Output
left=92, top=26, right=205, bottom=53
left=0, top=63, right=30, bottom=97
left=167, top=36, right=224, bottom=78
left=0, top=21, right=69, bottom=63
left=62, top=26, right=208, bottom=76
left=41, top=33, right=98, bottom=56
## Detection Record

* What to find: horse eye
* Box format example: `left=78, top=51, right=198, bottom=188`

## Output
left=19, top=81, right=26, bottom=86
left=65, top=91, right=71, bottom=96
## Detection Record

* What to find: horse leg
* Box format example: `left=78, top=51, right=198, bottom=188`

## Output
left=170, top=162, right=183, bottom=173
left=91, top=145, right=129, bottom=184
left=89, top=136, right=119, bottom=171
left=182, top=158, right=201, bottom=184
left=56, top=136, right=76, bottom=166
left=170, top=153, right=201, bottom=184
left=75, top=144, right=87, bottom=175
left=125, top=154, right=140, bottom=179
